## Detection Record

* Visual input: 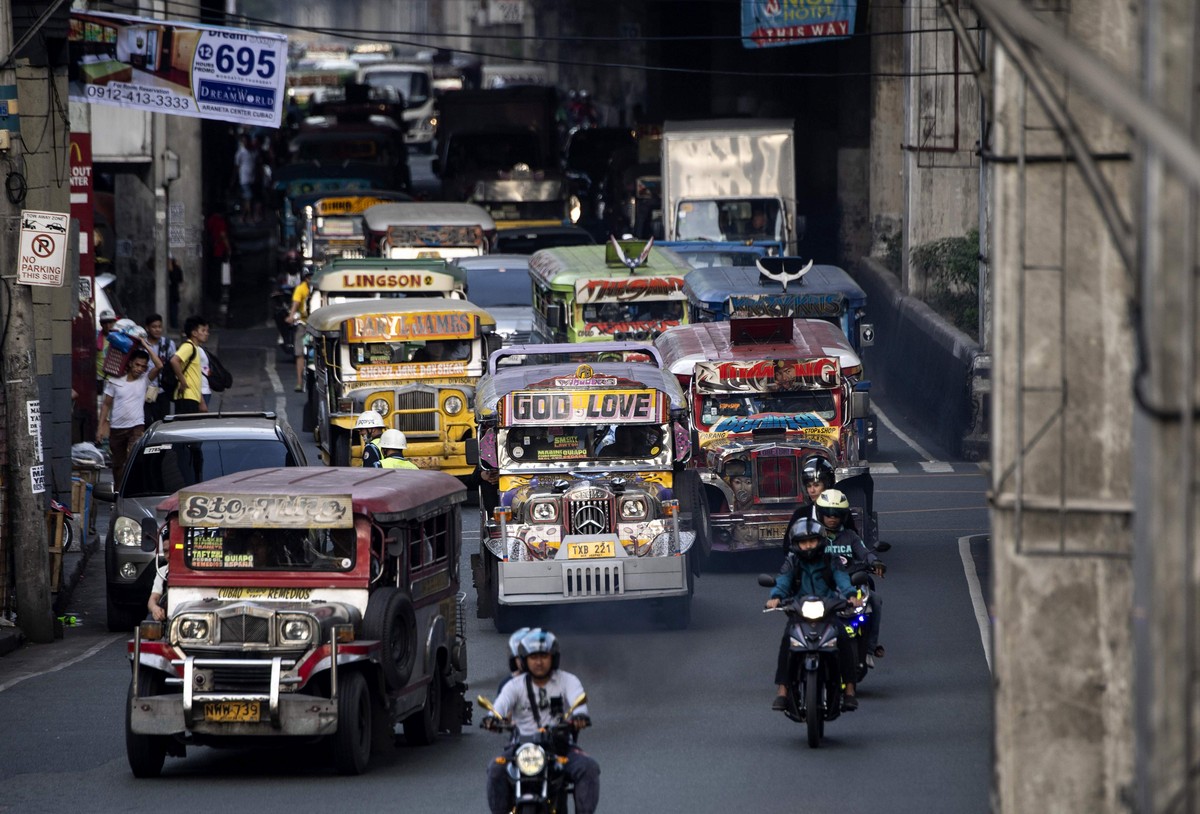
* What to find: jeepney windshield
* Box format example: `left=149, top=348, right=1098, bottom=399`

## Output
left=316, top=216, right=364, bottom=239
left=182, top=526, right=356, bottom=572
left=699, top=391, right=837, bottom=425
left=676, top=198, right=782, bottom=243
left=502, top=423, right=668, bottom=464
left=580, top=299, right=684, bottom=325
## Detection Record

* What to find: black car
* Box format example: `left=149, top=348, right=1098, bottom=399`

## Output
left=98, top=412, right=308, bottom=632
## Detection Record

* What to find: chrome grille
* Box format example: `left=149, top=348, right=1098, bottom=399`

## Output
left=220, top=614, right=270, bottom=644
left=755, top=455, right=801, bottom=500
left=568, top=495, right=611, bottom=535
left=563, top=562, right=624, bottom=597
left=210, top=664, right=272, bottom=692
left=393, top=391, right=438, bottom=434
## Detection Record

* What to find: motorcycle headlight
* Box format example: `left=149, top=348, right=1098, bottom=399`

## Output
left=279, top=615, right=313, bottom=643
left=176, top=615, right=213, bottom=643
left=619, top=497, right=648, bottom=520
left=530, top=500, right=558, bottom=523
left=369, top=398, right=390, bottom=417
left=114, top=515, right=142, bottom=547
left=444, top=395, right=464, bottom=416
left=800, top=600, right=826, bottom=621
left=515, top=742, right=546, bottom=776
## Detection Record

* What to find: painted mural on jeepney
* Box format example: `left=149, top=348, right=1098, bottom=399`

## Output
left=694, top=358, right=841, bottom=392
left=582, top=319, right=681, bottom=338
left=385, top=224, right=485, bottom=249
left=726, top=292, right=846, bottom=319
left=574, top=276, right=687, bottom=303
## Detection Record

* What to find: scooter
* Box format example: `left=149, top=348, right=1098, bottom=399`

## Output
left=760, top=571, right=871, bottom=748
left=479, top=693, right=588, bottom=814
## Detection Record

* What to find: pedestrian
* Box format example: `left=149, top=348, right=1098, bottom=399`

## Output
left=199, top=345, right=212, bottom=407
left=142, top=313, right=176, bottom=425
left=170, top=315, right=210, bottom=414
left=233, top=133, right=258, bottom=223
left=96, top=308, right=116, bottom=392
left=205, top=208, right=232, bottom=307
left=285, top=266, right=313, bottom=391
left=96, top=341, right=163, bottom=486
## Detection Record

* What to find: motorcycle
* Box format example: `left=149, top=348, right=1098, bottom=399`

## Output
left=479, top=693, right=588, bottom=814
left=49, top=498, right=74, bottom=552
left=269, top=271, right=298, bottom=356
left=834, top=556, right=886, bottom=683
left=759, top=571, right=871, bottom=748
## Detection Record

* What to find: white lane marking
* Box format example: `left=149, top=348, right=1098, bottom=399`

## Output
left=920, top=461, right=954, bottom=473
left=0, top=635, right=123, bottom=694
left=873, top=403, right=938, bottom=462
left=266, top=349, right=287, bottom=417
left=958, top=535, right=992, bottom=672
left=870, top=462, right=899, bottom=475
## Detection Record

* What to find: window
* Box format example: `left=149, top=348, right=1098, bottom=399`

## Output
left=410, top=513, right=451, bottom=572
left=122, top=438, right=293, bottom=499
left=183, top=526, right=356, bottom=572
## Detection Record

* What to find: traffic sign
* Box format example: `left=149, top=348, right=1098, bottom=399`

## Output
left=18, top=210, right=69, bottom=287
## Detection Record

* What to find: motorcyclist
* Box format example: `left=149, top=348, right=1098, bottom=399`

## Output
left=766, top=517, right=860, bottom=711
left=816, top=489, right=886, bottom=661
left=497, top=626, right=532, bottom=694
left=355, top=410, right=386, bottom=468
left=484, top=629, right=600, bottom=814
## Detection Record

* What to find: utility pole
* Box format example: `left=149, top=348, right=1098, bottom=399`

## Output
left=0, top=0, right=54, bottom=642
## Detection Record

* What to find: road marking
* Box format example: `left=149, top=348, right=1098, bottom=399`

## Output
left=265, top=349, right=287, bottom=417
left=870, top=462, right=899, bottom=475
left=0, top=635, right=123, bottom=694
left=920, top=461, right=955, bottom=473
left=958, top=535, right=992, bottom=672
left=873, top=403, right=939, bottom=463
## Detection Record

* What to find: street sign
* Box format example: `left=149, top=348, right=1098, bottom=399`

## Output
left=18, top=209, right=69, bottom=287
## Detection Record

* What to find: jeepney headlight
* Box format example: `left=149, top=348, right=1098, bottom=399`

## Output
left=369, top=398, right=390, bottom=417
left=176, top=615, right=213, bottom=643
left=530, top=500, right=558, bottom=523
left=801, top=600, right=826, bottom=621
left=515, top=743, right=546, bottom=776
left=568, top=195, right=582, bottom=224
left=114, top=515, right=142, bottom=547
left=444, top=395, right=464, bottom=416
left=619, top=497, right=648, bottom=520
left=279, top=615, right=314, bottom=643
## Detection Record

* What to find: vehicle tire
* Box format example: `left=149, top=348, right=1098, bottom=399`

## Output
left=675, top=470, right=709, bottom=562
left=440, top=681, right=466, bottom=737
left=107, top=593, right=144, bottom=634
left=333, top=671, right=372, bottom=775
left=61, top=517, right=74, bottom=553
left=805, top=669, right=822, bottom=748
left=403, top=666, right=443, bottom=746
left=125, top=670, right=169, bottom=778
left=362, top=588, right=418, bottom=690
left=332, top=431, right=351, bottom=468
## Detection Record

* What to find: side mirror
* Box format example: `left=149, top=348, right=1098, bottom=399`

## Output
left=858, top=322, right=875, bottom=348
left=140, top=518, right=161, bottom=552
left=546, top=303, right=564, bottom=330
left=464, top=438, right=479, bottom=467
left=850, top=571, right=872, bottom=587
left=851, top=390, right=871, bottom=421
left=93, top=484, right=116, bottom=502
left=477, top=695, right=500, bottom=717
left=874, top=541, right=892, bottom=553
left=568, top=693, right=587, bottom=715
left=757, top=573, right=776, bottom=588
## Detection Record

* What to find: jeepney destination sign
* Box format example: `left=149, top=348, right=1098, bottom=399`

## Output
left=179, top=493, right=354, bottom=528
left=505, top=389, right=660, bottom=424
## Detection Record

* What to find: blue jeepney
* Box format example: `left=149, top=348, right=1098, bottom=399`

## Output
left=659, top=241, right=769, bottom=270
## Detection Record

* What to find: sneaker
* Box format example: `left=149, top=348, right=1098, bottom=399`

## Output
left=771, top=696, right=788, bottom=712
left=865, top=653, right=876, bottom=669
left=842, top=694, right=858, bottom=712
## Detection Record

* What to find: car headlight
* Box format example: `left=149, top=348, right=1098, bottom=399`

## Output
left=515, top=743, right=546, bottom=776
left=369, top=398, right=390, bottom=417
left=800, top=600, right=826, bottom=621
left=279, top=615, right=313, bottom=643
left=176, top=615, right=212, bottom=643
left=444, top=395, right=464, bottom=416
left=114, top=515, right=142, bottom=547
left=619, top=497, right=648, bottom=520
left=530, top=500, right=558, bottom=523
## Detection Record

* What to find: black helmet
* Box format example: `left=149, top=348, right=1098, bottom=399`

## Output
left=802, top=457, right=835, bottom=489
left=788, top=517, right=827, bottom=560
left=518, top=628, right=560, bottom=670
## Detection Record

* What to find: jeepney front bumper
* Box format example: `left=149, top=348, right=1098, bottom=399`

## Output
left=709, top=510, right=795, bottom=552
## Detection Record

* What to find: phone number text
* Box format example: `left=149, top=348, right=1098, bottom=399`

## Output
left=84, top=84, right=192, bottom=110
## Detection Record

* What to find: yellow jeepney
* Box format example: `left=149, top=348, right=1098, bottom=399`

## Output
left=306, top=299, right=500, bottom=473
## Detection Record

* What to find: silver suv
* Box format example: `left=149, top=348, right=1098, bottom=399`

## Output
left=99, top=412, right=308, bottom=631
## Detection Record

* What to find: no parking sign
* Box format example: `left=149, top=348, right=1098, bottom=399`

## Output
left=18, top=209, right=69, bottom=287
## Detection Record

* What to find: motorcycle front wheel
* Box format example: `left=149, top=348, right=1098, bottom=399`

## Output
left=805, top=669, right=822, bottom=748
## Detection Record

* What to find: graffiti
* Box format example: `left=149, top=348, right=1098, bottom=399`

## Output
left=576, top=276, right=686, bottom=303
left=582, top=320, right=681, bottom=339
left=695, top=358, right=840, bottom=392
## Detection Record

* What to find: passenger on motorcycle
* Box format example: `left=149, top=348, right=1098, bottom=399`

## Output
left=485, top=629, right=601, bottom=814
left=816, top=489, right=886, bottom=661
left=766, top=517, right=861, bottom=711
left=786, top=457, right=843, bottom=539
left=497, top=626, right=532, bottom=694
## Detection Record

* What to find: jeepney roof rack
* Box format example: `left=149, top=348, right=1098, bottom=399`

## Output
left=756, top=256, right=814, bottom=292
left=488, top=341, right=663, bottom=374
left=730, top=317, right=793, bottom=345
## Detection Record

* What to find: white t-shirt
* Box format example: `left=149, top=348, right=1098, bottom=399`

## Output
left=493, top=669, right=589, bottom=737
left=104, top=373, right=151, bottom=429
left=199, top=347, right=211, bottom=396
left=235, top=144, right=257, bottom=185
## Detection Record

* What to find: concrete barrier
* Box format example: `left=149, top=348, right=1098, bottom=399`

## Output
left=855, top=257, right=988, bottom=460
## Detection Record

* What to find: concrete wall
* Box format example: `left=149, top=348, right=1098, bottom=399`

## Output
left=867, top=0, right=905, bottom=259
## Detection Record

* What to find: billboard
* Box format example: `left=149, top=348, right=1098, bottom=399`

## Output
left=741, top=0, right=858, bottom=49
left=68, top=11, right=286, bottom=127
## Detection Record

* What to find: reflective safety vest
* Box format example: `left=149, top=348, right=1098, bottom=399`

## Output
left=381, top=456, right=418, bottom=470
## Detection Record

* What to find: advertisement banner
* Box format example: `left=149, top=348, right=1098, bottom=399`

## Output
left=68, top=11, right=286, bottom=127
left=741, top=1, right=858, bottom=49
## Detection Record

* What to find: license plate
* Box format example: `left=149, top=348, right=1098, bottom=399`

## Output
left=759, top=523, right=789, bottom=541
left=203, top=701, right=261, bottom=723
left=566, top=541, right=615, bottom=559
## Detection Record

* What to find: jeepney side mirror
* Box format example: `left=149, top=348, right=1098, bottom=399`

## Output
left=546, top=303, right=564, bottom=330
left=465, top=438, right=480, bottom=467
left=851, top=390, right=871, bottom=420
left=141, top=518, right=161, bottom=553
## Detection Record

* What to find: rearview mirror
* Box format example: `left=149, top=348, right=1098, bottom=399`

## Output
left=757, top=573, right=776, bottom=588
left=568, top=693, right=587, bottom=715
left=464, top=438, right=479, bottom=467
left=851, top=390, right=870, bottom=420
left=93, top=484, right=116, bottom=502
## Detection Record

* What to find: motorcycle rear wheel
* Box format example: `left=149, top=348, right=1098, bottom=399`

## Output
left=805, top=669, right=822, bottom=748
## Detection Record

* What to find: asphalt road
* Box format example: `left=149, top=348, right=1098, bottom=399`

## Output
left=0, top=325, right=992, bottom=813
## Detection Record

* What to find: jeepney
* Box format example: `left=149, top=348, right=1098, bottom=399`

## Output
left=655, top=317, right=877, bottom=552
left=125, top=467, right=469, bottom=777
left=296, top=192, right=412, bottom=265
left=470, top=342, right=706, bottom=632
left=363, top=202, right=496, bottom=261
left=309, top=258, right=467, bottom=313
left=305, top=299, right=499, bottom=472
left=528, top=240, right=692, bottom=344
left=273, top=161, right=384, bottom=248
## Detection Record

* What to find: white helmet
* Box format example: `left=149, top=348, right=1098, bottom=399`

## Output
left=379, top=429, right=408, bottom=450
left=354, top=409, right=384, bottom=430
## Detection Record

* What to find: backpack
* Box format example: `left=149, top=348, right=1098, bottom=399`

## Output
left=160, top=340, right=193, bottom=399
left=206, top=350, right=233, bottom=392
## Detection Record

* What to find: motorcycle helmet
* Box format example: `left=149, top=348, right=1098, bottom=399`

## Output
left=518, top=628, right=560, bottom=670
left=507, top=626, right=532, bottom=672
left=379, top=429, right=408, bottom=450
left=355, top=409, right=384, bottom=430
left=788, top=517, right=827, bottom=561
left=802, top=457, right=835, bottom=490
left=815, top=489, right=851, bottom=524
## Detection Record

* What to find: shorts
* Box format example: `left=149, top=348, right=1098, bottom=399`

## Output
left=240, top=182, right=254, bottom=200
left=293, top=323, right=306, bottom=357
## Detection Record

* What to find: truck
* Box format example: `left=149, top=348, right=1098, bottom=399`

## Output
left=433, top=86, right=574, bottom=229
left=660, top=119, right=799, bottom=256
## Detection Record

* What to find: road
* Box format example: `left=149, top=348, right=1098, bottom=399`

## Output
left=0, top=325, right=991, bottom=813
